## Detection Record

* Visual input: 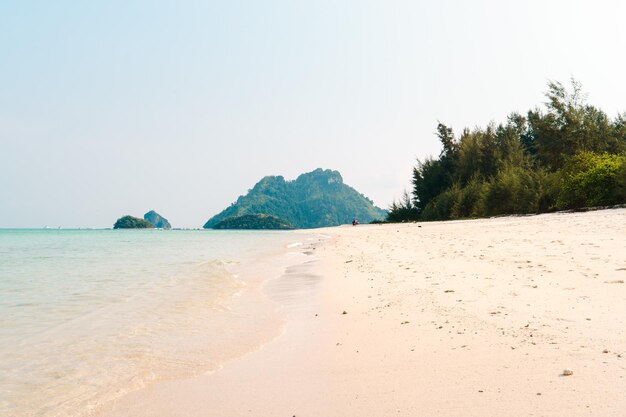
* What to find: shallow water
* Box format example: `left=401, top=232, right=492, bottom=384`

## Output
left=0, top=229, right=302, bottom=417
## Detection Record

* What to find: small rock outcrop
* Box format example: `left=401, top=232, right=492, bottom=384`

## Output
left=144, top=210, right=171, bottom=229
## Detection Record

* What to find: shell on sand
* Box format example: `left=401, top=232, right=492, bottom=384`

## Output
left=562, top=369, right=574, bottom=376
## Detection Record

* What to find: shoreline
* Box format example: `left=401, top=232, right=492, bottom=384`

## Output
left=3, top=230, right=315, bottom=417
left=95, top=233, right=326, bottom=417
left=100, top=209, right=626, bottom=417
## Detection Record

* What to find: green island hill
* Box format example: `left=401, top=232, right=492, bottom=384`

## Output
left=204, top=168, right=386, bottom=229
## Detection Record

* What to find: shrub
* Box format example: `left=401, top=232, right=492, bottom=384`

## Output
left=452, top=178, right=486, bottom=218
left=387, top=190, right=420, bottom=222
left=421, top=186, right=460, bottom=221
left=483, top=166, right=539, bottom=215
left=618, top=162, right=626, bottom=199
left=536, top=169, right=561, bottom=212
left=557, top=152, right=626, bottom=208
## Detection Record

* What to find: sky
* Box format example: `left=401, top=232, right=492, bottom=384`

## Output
left=1, top=0, right=625, bottom=228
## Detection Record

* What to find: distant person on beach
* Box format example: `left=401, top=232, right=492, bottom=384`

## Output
left=352, top=219, right=359, bottom=226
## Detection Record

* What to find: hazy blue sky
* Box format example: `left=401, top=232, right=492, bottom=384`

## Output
left=1, top=0, right=625, bottom=228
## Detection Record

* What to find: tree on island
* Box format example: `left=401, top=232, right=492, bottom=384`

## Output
left=388, top=79, right=626, bottom=222
left=113, top=215, right=153, bottom=229
left=213, top=214, right=293, bottom=230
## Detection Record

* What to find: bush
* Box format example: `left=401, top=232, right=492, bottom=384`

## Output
left=387, top=190, right=420, bottom=222
left=421, top=186, right=459, bottom=221
left=536, top=169, right=561, bottom=212
left=557, top=152, right=626, bottom=209
left=483, top=166, right=539, bottom=216
left=452, top=178, right=486, bottom=218
left=618, top=162, right=626, bottom=199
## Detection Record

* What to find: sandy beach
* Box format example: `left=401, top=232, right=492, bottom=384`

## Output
left=102, top=208, right=626, bottom=417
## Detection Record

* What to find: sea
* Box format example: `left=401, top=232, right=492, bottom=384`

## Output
left=0, top=229, right=311, bottom=417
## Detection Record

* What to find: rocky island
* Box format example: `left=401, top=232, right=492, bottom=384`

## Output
left=144, top=210, right=171, bottom=229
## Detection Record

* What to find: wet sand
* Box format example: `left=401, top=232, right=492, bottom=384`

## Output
left=102, top=208, right=626, bottom=417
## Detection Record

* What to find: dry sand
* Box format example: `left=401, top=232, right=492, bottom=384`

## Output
left=102, top=208, right=626, bottom=417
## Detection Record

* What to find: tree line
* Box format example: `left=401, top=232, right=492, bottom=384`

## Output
left=388, top=79, right=626, bottom=222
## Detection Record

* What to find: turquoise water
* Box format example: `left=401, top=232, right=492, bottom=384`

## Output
left=0, top=229, right=302, bottom=417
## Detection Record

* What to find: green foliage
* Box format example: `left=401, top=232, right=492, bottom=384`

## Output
left=482, top=165, right=539, bottom=216
left=412, top=157, right=450, bottom=212
left=390, top=79, right=626, bottom=223
left=421, top=187, right=459, bottom=221
left=451, top=178, right=485, bottom=218
left=212, top=214, right=293, bottom=230
left=495, top=116, right=530, bottom=169
left=437, top=123, right=458, bottom=160
left=113, top=215, right=153, bottom=229
left=204, top=169, right=387, bottom=229
left=387, top=190, right=419, bottom=222
left=525, top=79, right=625, bottom=170
left=535, top=169, right=561, bottom=212
left=455, top=126, right=499, bottom=185
left=557, top=152, right=626, bottom=209
left=618, top=160, right=626, bottom=197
